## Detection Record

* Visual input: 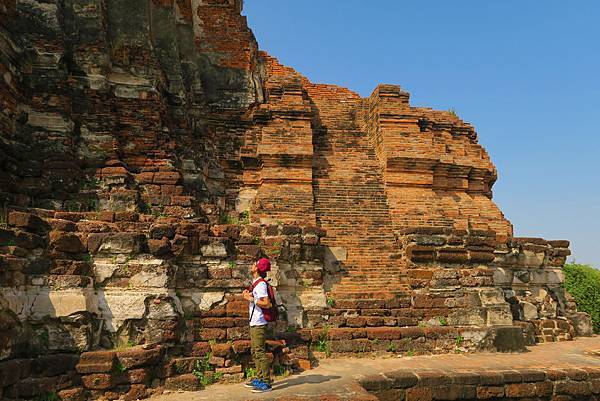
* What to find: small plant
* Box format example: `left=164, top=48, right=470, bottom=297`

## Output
left=438, top=316, right=448, bottom=326
left=81, top=177, right=100, bottom=189
left=113, top=361, right=127, bottom=374
left=227, top=261, right=236, bottom=269
left=455, top=335, right=464, bottom=346
left=326, top=296, right=335, bottom=308
left=152, top=204, right=167, bottom=218
left=208, top=339, right=217, bottom=346
left=387, top=342, right=397, bottom=353
left=273, top=364, right=289, bottom=377
left=239, top=211, right=250, bottom=224
left=83, top=254, right=93, bottom=262
left=316, top=338, right=330, bottom=354
left=406, top=349, right=415, bottom=357
left=115, top=339, right=136, bottom=351
left=286, top=326, right=297, bottom=333
left=448, top=108, right=458, bottom=117
left=193, top=353, right=221, bottom=386
left=174, top=361, right=185, bottom=374
left=315, top=325, right=331, bottom=357
left=244, top=367, right=257, bottom=379
left=219, top=212, right=239, bottom=225
left=87, top=199, right=98, bottom=211
left=418, top=321, right=426, bottom=327
left=6, top=239, right=15, bottom=247
left=251, top=236, right=260, bottom=245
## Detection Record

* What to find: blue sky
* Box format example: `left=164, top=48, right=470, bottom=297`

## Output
left=243, top=1, right=600, bottom=267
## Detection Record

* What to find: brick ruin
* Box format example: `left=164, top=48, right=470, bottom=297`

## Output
left=0, top=0, right=593, bottom=399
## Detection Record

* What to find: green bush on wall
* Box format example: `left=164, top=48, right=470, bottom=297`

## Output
left=563, top=262, right=600, bottom=334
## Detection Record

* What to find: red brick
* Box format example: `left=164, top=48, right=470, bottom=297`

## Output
left=210, top=343, right=231, bottom=357
left=406, top=387, right=432, bottom=401
left=116, top=346, right=164, bottom=369
left=82, top=373, right=114, bottom=390
left=505, top=382, right=537, bottom=398
left=476, top=386, right=505, bottom=399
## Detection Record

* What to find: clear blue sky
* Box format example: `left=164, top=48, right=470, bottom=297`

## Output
left=243, top=1, right=600, bottom=267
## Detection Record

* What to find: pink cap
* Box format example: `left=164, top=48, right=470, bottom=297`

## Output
left=256, top=258, right=271, bottom=274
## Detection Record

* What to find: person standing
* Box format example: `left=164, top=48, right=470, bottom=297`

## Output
left=242, top=257, right=273, bottom=393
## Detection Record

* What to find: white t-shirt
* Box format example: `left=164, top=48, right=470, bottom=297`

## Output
left=249, top=278, right=269, bottom=327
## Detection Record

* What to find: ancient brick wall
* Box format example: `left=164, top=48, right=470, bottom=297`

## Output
left=0, top=208, right=327, bottom=398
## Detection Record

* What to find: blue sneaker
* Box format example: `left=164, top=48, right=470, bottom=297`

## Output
left=251, top=380, right=272, bottom=393
left=243, top=378, right=260, bottom=388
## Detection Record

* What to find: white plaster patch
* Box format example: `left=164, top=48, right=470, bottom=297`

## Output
left=184, top=291, right=225, bottom=311
left=129, top=272, right=169, bottom=288
left=27, top=111, right=74, bottom=133
left=298, top=288, right=326, bottom=310
left=96, top=290, right=149, bottom=332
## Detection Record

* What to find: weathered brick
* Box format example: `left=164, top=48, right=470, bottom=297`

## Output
left=116, top=346, right=164, bottom=369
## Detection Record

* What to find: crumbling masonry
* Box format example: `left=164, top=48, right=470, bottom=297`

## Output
left=0, top=0, right=593, bottom=399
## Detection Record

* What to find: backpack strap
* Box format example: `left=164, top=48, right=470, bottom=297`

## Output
left=250, top=278, right=266, bottom=291
left=249, top=278, right=267, bottom=321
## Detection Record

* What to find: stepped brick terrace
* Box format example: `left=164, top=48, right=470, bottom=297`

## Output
left=0, top=0, right=594, bottom=400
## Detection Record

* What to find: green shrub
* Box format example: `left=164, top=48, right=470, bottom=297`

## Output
left=564, top=262, right=600, bottom=333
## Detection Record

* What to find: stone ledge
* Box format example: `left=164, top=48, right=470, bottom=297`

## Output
left=360, top=366, right=600, bottom=400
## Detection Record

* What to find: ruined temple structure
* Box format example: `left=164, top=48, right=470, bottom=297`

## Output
left=0, top=0, right=593, bottom=400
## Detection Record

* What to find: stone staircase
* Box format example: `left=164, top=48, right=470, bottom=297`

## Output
left=308, top=91, right=411, bottom=308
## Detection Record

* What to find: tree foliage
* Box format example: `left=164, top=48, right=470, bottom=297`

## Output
left=563, top=262, right=600, bottom=333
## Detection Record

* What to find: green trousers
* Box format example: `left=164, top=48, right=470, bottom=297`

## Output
left=250, top=325, right=270, bottom=384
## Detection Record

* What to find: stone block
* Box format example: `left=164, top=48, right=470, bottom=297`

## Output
left=116, top=346, right=164, bottom=369
left=384, top=371, right=419, bottom=388
left=210, top=343, right=231, bottom=357
left=8, top=212, right=51, bottom=235
left=476, top=385, right=504, bottom=399
left=114, top=368, right=151, bottom=385
left=50, top=231, right=86, bottom=254
left=505, top=383, right=536, bottom=398
left=82, top=373, right=114, bottom=390
left=58, top=387, right=87, bottom=401
left=406, top=387, right=432, bottom=401
left=148, top=237, right=172, bottom=256
left=0, top=358, right=31, bottom=387
left=97, top=233, right=146, bottom=254
left=191, top=342, right=212, bottom=356
left=31, top=354, right=79, bottom=376
left=359, top=374, right=392, bottom=392
left=201, top=242, right=228, bottom=257
left=555, top=380, right=591, bottom=396
left=165, top=374, right=201, bottom=391
left=366, top=327, right=402, bottom=340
